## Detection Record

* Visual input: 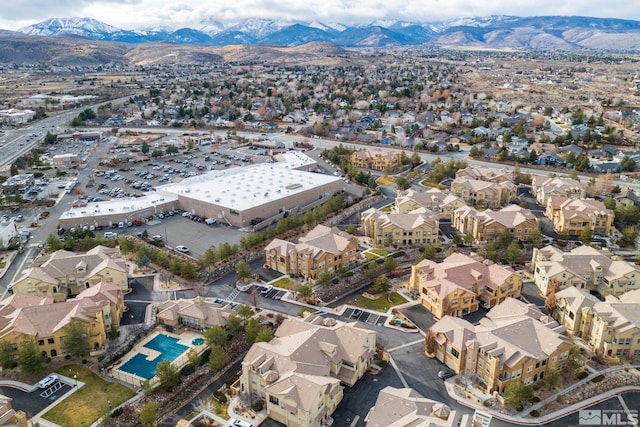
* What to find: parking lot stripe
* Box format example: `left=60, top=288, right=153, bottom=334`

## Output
left=388, top=355, right=409, bottom=388
left=386, top=339, right=424, bottom=353
left=348, top=415, right=360, bottom=427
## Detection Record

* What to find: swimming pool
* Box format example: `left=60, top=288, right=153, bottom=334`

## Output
left=118, top=334, right=189, bottom=380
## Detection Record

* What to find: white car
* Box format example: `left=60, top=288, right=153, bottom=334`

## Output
left=151, top=235, right=163, bottom=241
left=104, top=231, right=118, bottom=239
left=37, top=374, right=59, bottom=389
left=229, top=419, right=253, bottom=427
left=175, top=245, right=189, bottom=253
left=261, top=285, right=273, bottom=295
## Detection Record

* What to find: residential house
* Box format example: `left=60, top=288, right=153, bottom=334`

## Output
left=450, top=176, right=517, bottom=209
left=364, top=386, right=473, bottom=427
left=156, top=297, right=234, bottom=330
left=530, top=245, right=640, bottom=297
left=350, top=150, right=401, bottom=172
left=361, top=207, right=439, bottom=248
left=614, top=189, right=640, bottom=208
left=393, top=188, right=466, bottom=220
left=240, top=314, right=376, bottom=427
left=9, top=246, right=128, bottom=302
left=264, top=225, right=359, bottom=281
left=545, top=196, right=614, bottom=236
left=429, top=298, right=572, bottom=395
left=408, top=253, right=523, bottom=318
left=452, top=205, right=538, bottom=242
left=0, top=281, right=125, bottom=358
left=532, top=176, right=585, bottom=206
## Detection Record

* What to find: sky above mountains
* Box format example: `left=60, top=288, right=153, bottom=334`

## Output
left=2, top=0, right=639, bottom=31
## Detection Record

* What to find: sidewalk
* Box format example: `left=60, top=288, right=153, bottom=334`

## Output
left=444, top=364, right=640, bottom=425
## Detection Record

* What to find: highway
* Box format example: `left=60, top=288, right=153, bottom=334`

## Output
left=0, top=94, right=139, bottom=170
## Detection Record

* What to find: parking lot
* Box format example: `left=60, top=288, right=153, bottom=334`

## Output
left=0, top=379, right=73, bottom=418
left=256, top=284, right=287, bottom=301
left=342, top=307, right=387, bottom=326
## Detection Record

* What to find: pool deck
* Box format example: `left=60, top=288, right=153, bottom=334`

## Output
left=109, top=329, right=206, bottom=387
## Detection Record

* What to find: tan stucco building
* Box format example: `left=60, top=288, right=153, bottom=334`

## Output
left=361, top=207, right=439, bottom=248
left=365, top=387, right=473, bottom=427
left=453, top=205, right=538, bottom=242
left=156, top=297, right=234, bottom=330
left=545, top=196, right=614, bottom=236
left=264, top=225, right=359, bottom=280
left=408, top=253, right=523, bottom=318
left=393, top=188, right=465, bottom=219
left=555, top=287, right=640, bottom=362
left=240, top=314, right=376, bottom=427
left=450, top=177, right=516, bottom=209
left=430, top=298, right=572, bottom=395
left=531, top=245, right=640, bottom=297
left=9, top=246, right=128, bottom=302
left=350, top=149, right=401, bottom=171
left=532, top=175, right=585, bottom=206
left=0, top=282, right=125, bottom=358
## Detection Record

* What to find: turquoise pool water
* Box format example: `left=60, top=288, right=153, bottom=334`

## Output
left=118, top=334, right=189, bottom=380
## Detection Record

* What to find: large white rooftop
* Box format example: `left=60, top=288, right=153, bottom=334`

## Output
left=59, top=193, right=179, bottom=221
left=158, top=161, right=340, bottom=212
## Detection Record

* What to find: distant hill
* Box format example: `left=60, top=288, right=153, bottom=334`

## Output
left=13, top=15, right=640, bottom=50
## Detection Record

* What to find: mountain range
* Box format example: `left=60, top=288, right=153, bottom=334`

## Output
left=14, top=15, right=640, bottom=50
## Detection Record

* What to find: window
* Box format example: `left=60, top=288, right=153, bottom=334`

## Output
left=526, top=366, right=532, bottom=373
left=269, top=396, right=280, bottom=405
left=47, top=338, right=54, bottom=344
left=38, top=340, right=45, bottom=346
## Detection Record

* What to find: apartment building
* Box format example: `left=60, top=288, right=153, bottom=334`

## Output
left=0, top=282, right=125, bottom=358
left=365, top=386, right=473, bottom=427
left=455, top=166, right=514, bottom=184
left=393, top=188, right=466, bottom=219
left=555, top=288, right=640, bottom=361
left=9, top=246, right=128, bottom=302
left=450, top=176, right=516, bottom=209
left=240, top=314, right=376, bottom=427
left=452, top=204, right=538, bottom=242
left=408, top=253, right=523, bottom=318
left=545, top=196, right=614, bottom=236
left=531, top=245, right=640, bottom=297
left=554, top=286, right=601, bottom=338
left=532, top=175, right=585, bottom=206
left=430, top=298, right=572, bottom=395
left=361, top=207, right=439, bottom=248
left=264, top=224, right=359, bottom=281
left=156, top=297, right=234, bottom=330
left=350, top=149, right=401, bottom=171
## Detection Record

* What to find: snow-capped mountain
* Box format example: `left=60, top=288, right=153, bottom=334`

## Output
left=14, top=15, right=640, bottom=50
left=18, top=17, right=121, bottom=39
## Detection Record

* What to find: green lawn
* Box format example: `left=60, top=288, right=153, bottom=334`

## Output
left=271, top=276, right=293, bottom=289
left=376, top=176, right=394, bottom=186
left=44, top=365, right=136, bottom=427
left=369, top=248, right=389, bottom=257
left=380, top=204, right=393, bottom=213
left=349, top=292, right=408, bottom=312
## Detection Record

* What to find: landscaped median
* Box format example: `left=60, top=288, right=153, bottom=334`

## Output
left=42, top=365, right=136, bottom=427
left=349, top=291, right=407, bottom=312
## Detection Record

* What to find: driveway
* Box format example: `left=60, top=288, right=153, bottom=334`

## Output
left=0, top=382, right=73, bottom=419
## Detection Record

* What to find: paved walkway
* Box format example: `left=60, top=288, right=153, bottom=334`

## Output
left=444, top=364, right=640, bottom=425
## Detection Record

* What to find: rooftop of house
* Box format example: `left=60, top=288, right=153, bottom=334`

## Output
left=361, top=207, right=438, bottom=230
left=265, top=224, right=358, bottom=259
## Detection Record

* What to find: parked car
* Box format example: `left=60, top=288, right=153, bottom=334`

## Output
left=229, top=419, right=253, bottom=427
left=175, top=245, right=189, bottom=253
left=151, top=235, right=163, bottom=241
left=261, top=285, right=273, bottom=295
left=438, top=369, right=455, bottom=380
left=104, top=231, right=118, bottom=239
left=37, top=374, right=59, bottom=389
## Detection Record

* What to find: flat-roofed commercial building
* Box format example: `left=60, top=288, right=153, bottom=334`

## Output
left=158, top=158, right=342, bottom=228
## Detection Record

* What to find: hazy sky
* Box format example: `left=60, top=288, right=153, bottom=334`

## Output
left=2, top=0, right=639, bottom=31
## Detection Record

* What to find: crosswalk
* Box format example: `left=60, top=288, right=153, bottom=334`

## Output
left=227, top=288, right=240, bottom=301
